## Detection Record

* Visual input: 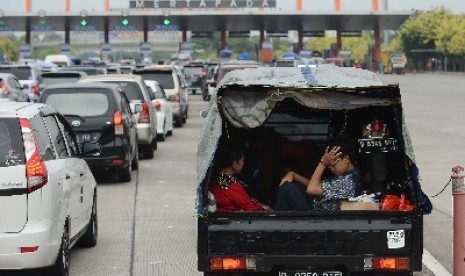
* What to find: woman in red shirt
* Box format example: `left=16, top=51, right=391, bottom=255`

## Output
left=209, top=144, right=272, bottom=212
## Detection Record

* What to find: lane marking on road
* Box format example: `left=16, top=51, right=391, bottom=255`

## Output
left=423, top=248, right=451, bottom=276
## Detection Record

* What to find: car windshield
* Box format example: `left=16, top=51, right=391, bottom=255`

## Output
left=0, top=119, right=25, bottom=167
left=0, top=67, right=32, bottom=80
left=42, top=89, right=111, bottom=117
left=135, top=71, right=174, bottom=89
left=42, top=76, right=81, bottom=85
left=103, top=81, right=143, bottom=101
left=184, top=67, right=203, bottom=75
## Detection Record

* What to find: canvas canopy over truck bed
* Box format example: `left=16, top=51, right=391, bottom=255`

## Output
left=196, top=66, right=430, bottom=276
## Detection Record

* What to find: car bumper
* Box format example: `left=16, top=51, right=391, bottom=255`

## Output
left=0, top=220, right=59, bottom=269
left=84, top=154, right=130, bottom=172
left=136, top=123, right=153, bottom=145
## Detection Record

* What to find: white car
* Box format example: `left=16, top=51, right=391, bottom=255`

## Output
left=144, top=80, right=174, bottom=141
left=0, top=102, right=100, bottom=275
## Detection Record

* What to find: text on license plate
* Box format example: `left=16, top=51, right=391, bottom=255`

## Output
left=278, top=271, right=342, bottom=276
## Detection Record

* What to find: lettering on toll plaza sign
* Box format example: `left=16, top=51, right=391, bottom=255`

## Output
left=129, top=0, right=276, bottom=9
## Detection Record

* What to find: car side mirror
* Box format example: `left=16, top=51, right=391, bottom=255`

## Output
left=81, top=141, right=101, bottom=156
left=210, top=81, right=216, bottom=88
left=133, top=103, right=143, bottom=113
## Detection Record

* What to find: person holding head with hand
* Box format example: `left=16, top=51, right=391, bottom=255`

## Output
left=275, top=137, right=362, bottom=211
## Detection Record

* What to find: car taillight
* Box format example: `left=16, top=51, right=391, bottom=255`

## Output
left=174, top=94, right=181, bottom=102
left=113, top=111, right=124, bottom=135
left=20, top=118, right=48, bottom=193
left=138, top=101, right=150, bottom=123
left=152, top=100, right=161, bottom=111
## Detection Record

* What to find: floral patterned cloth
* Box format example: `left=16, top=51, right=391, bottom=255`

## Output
left=313, top=169, right=363, bottom=211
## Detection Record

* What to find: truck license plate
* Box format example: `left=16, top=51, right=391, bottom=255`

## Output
left=278, top=271, right=342, bottom=276
left=358, top=138, right=398, bottom=153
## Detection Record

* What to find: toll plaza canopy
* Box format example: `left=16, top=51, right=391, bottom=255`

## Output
left=1, top=10, right=410, bottom=33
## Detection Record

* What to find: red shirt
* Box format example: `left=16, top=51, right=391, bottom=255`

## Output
left=209, top=181, right=263, bottom=212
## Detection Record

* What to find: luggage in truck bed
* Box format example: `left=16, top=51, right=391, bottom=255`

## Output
left=196, top=66, right=431, bottom=276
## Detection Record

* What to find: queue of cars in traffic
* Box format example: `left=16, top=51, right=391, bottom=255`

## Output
left=0, top=56, right=343, bottom=275
left=0, top=60, right=193, bottom=275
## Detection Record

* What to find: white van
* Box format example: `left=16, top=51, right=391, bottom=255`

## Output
left=44, top=54, right=73, bottom=67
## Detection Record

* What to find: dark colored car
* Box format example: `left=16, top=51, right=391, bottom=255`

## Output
left=39, top=82, right=139, bottom=182
left=183, top=62, right=206, bottom=95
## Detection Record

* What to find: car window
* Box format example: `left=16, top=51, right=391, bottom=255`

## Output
left=153, top=86, right=165, bottom=99
left=11, top=78, right=22, bottom=89
left=0, top=119, right=25, bottom=167
left=183, top=67, right=203, bottom=75
left=42, top=116, right=68, bottom=159
left=104, top=81, right=144, bottom=101
left=41, top=76, right=81, bottom=85
left=42, top=89, right=112, bottom=117
left=56, top=117, right=78, bottom=157
left=120, top=93, right=132, bottom=115
left=0, top=67, right=32, bottom=80
left=135, top=71, right=175, bottom=89
left=29, top=115, right=56, bottom=161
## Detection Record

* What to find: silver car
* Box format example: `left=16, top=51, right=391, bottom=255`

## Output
left=0, top=73, right=29, bottom=102
left=80, top=74, right=158, bottom=159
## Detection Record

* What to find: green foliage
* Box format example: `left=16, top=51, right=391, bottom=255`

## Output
left=31, top=45, right=60, bottom=60
left=272, top=38, right=292, bottom=59
left=341, top=35, right=372, bottom=62
left=0, top=37, right=19, bottom=61
left=398, top=8, right=451, bottom=52
left=307, top=37, right=335, bottom=53
left=436, top=14, right=465, bottom=56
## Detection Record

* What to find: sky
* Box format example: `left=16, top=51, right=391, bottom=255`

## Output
left=0, top=0, right=464, bottom=14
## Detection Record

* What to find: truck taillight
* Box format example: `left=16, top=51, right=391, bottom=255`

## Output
left=113, top=111, right=124, bottom=135
left=20, top=119, right=48, bottom=193
left=210, top=257, right=256, bottom=271
left=365, top=257, right=410, bottom=271
left=138, top=101, right=150, bottom=123
left=152, top=100, right=161, bottom=111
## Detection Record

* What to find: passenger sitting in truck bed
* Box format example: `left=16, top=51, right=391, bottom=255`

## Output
left=275, top=137, right=362, bottom=211
left=209, top=143, right=272, bottom=212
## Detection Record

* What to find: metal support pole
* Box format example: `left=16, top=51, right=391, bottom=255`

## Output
left=452, top=166, right=465, bottom=276
left=374, top=17, right=381, bottom=72
left=64, top=17, right=70, bottom=44
left=143, top=16, right=148, bottom=43
left=104, top=17, right=109, bottom=43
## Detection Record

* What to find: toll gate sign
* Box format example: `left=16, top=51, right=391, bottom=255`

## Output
left=129, top=0, right=276, bottom=9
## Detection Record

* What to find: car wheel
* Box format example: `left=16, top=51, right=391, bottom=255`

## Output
left=77, top=193, right=98, bottom=247
left=119, top=165, right=132, bottom=182
left=46, top=225, right=70, bottom=276
left=152, top=138, right=158, bottom=150
left=157, top=123, right=166, bottom=141
left=131, top=150, right=139, bottom=171
left=174, top=115, right=183, bottom=127
left=144, top=144, right=154, bottom=159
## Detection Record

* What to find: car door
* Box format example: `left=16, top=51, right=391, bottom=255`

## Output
left=42, top=115, right=84, bottom=238
left=119, top=92, right=137, bottom=159
left=58, top=115, right=96, bottom=234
